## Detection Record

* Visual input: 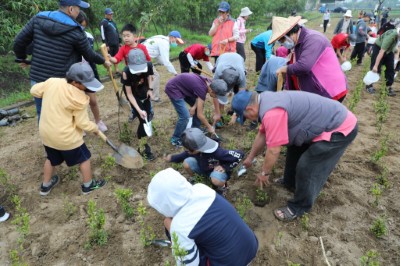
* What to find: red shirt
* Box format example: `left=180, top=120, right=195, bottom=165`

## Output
left=331, top=33, right=350, bottom=50
left=184, top=44, right=210, bottom=62
left=114, top=43, right=151, bottom=65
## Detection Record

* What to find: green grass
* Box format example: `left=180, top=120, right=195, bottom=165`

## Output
left=0, top=91, right=32, bottom=108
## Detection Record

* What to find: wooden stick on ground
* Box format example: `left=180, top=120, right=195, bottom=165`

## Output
left=319, top=236, right=331, bottom=266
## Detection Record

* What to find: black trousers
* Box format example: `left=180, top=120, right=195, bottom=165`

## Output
left=178, top=52, right=202, bottom=74
left=370, top=44, right=395, bottom=87
left=323, top=19, right=329, bottom=33
left=236, top=42, right=246, bottom=61
left=251, top=43, right=266, bottom=72
left=350, top=42, right=366, bottom=64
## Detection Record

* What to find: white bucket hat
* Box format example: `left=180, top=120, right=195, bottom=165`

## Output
left=240, top=7, right=252, bottom=17
left=343, top=10, right=352, bottom=17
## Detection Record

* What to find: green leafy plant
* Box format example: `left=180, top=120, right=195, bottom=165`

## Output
left=63, top=197, right=77, bottom=218
left=9, top=249, right=27, bottom=266
left=286, top=261, right=301, bottom=266
left=114, top=188, right=134, bottom=219
left=11, top=195, right=30, bottom=248
left=300, top=213, right=309, bottom=231
left=0, top=168, right=17, bottom=200
left=371, top=135, right=389, bottom=164
left=101, top=155, right=116, bottom=181
left=360, top=250, right=380, bottom=266
left=255, top=188, right=269, bottom=202
left=119, top=122, right=133, bottom=145
left=171, top=162, right=183, bottom=171
left=136, top=201, right=156, bottom=246
left=375, top=165, right=389, bottom=189
left=370, top=183, right=382, bottom=207
left=86, top=199, right=108, bottom=248
left=171, top=231, right=188, bottom=265
left=370, top=216, right=388, bottom=238
left=236, top=195, right=253, bottom=221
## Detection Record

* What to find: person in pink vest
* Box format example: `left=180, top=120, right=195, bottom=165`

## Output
left=209, top=1, right=239, bottom=62
left=236, top=7, right=253, bottom=61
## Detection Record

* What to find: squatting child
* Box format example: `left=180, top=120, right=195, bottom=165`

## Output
left=30, top=62, right=107, bottom=196
left=165, top=127, right=244, bottom=195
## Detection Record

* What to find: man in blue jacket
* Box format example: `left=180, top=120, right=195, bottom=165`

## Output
left=13, top=0, right=110, bottom=119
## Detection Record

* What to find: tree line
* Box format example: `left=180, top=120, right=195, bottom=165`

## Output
left=1, top=0, right=306, bottom=54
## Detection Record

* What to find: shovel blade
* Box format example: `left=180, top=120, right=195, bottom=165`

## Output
left=144, top=118, right=153, bottom=137
left=113, top=144, right=144, bottom=169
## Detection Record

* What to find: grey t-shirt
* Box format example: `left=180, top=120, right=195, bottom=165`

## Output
left=213, top=52, right=246, bottom=90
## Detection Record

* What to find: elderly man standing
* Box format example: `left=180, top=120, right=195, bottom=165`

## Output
left=334, top=10, right=354, bottom=35
left=100, top=8, right=121, bottom=76
left=14, top=0, right=109, bottom=120
left=232, top=90, right=358, bottom=221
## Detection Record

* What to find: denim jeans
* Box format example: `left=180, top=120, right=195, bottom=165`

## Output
left=284, top=124, right=358, bottom=216
left=184, top=157, right=228, bottom=182
left=170, top=97, right=200, bottom=141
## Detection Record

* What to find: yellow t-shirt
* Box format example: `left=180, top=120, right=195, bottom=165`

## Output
left=31, top=78, right=98, bottom=150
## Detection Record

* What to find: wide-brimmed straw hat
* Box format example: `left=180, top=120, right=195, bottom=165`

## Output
left=268, top=16, right=301, bottom=45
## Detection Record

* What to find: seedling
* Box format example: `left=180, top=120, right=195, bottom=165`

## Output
left=226, top=138, right=236, bottom=150
left=375, top=165, right=389, bottom=189
left=86, top=199, right=108, bottom=248
left=171, top=162, right=183, bottom=171
left=254, top=188, right=269, bottom=207
left=370, top=183, right=382, bottom=207
left=0, top=168, right=17, bottom=199
left=360, top=250, right=380, bottom=266
left=11, top=195, right=30, bottom=248
left=171, top=231, right=188, bottom=265
left=274, top=231, right=284, bottom=247
left=286, top=261, right=301, bottom=266
left=63, top=197, right=77, bottom=218
left=370, top=216, right=388, bottom=238
left=114, top=188, right=134, bottom=219
left=136, top=201, right=156, bottom=246
left=119, top=122, right=133, bottom=145
left=9, top=249, right=27, bottom=266
left=236, top=195, right=253, bottom=222
left=101, top=155, right=116, bottom=181
left=300, top=213, right=309, bottom=231
left=371, top=135, right=389, bottom=164
left=65, top=165, right=79, bottom=181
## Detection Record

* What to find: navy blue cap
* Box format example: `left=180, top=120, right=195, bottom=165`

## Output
left=105, top=8, right=113, bottom=14
left=218, top=1, right=230, bottom=12
left=59, top=0, right=90, bottom=8
left=232, top=90, right=253, bottom=125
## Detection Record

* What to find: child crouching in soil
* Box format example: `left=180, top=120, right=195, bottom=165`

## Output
left=30, top=62, right=107, bottom=196
left=165, top=128, right=244, bottom=195
left=121, top=49, right=155, bottom=160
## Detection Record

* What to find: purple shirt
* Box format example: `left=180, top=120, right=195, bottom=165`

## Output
left=165, top=73, right=209, bottom=100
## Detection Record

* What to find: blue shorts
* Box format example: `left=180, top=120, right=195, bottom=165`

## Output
left=44, top=143, right=91, bottom=167
left=184, top=157, right=228, bottom=183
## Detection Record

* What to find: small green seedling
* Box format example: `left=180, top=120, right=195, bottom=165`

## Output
left=287, top=261, right=301, bottom=266
left=172, top=231, right=188, bottom=265
left=370, top=216, right=388, bottom=238
left=274, top=231, right=284, bottom=247
left=101, top=155, right=116, bottom=181
left=114, top=188, right=134, bottom=219
left=119, top=122, right=133, bottom=145
left=136, top=201, right=156, bottom=246
left=65, top=165, right=79, bottom=181
left=370, top=183, right=382, bottom=207
left=236, top=195, right=253, bottom=221
left=63, top=197, right=77, bottom=218
left=360, top=250, right=380, bottom=266
left=86, top=199, right=108, bottom=248
left=300, top=213, right=309, bottom=231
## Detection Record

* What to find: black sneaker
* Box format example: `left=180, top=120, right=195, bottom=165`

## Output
left=139, top=144, right=156, bottom=161
left=387, top=87, right=396, bottom=97
left=40, top=175, right=60, bottom=196
left=81, top=179, right=106, bottom=195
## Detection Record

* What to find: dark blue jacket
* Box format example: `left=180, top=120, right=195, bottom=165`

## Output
left=14, top=11, right=104, bottom=82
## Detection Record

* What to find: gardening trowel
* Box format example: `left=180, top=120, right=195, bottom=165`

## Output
left=98, top=131, right=144, bottom=169
left=144, top=117, right=153, bottom=137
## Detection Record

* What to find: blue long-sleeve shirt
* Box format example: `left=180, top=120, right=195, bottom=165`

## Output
left=251, top=30, right=274, bottom=59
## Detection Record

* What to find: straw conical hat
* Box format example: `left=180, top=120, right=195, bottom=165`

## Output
left=268, top=16, right=301, bottom=45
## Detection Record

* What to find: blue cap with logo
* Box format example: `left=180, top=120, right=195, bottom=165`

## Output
left=59, top=0, right=90, bottom=8
left=232, top=90, right=253, bottom=125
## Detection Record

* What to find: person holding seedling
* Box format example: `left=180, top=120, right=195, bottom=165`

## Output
left=147, top=168, right=258, bottom=266
left=121, top=49, right=156, bottom=160
left=232, top=90, right=358, bottom=222
left=31, top=62, right=107, bottom=196
left=164, top=127, right=244, bottom=195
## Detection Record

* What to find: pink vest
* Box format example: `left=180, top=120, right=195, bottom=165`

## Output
left=211, top=18, right=237, bottom=56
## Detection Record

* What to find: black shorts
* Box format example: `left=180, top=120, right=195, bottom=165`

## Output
left=109, top=45, right=119, bottom=57
left=45, top=143, right=91, bottom=167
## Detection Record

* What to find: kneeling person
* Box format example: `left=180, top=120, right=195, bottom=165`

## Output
left=31, top=63, right=107, bottom=196
left=165, top=128, right=244, bottom=195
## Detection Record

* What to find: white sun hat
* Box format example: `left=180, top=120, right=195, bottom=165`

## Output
left=240, top=7, right=253, bottom=17
left=344, top=10, right=352, bottom=17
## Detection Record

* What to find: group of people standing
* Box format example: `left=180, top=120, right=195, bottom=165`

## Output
left=7, top=0, right=383, bottom=264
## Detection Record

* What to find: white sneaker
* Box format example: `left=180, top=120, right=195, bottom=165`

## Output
left=97, top=120, right=108, bottom=132
left=0, top=212, right=10, bottom=222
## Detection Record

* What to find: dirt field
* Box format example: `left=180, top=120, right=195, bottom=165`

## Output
left=1, top=17, right=399, bottom=265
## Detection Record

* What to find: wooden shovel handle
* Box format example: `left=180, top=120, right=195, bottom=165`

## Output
left=98, top=131, right=107, bottom=142
left=100, top=44, right=120, bottom=95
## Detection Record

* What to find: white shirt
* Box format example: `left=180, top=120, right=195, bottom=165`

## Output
left=143, top=35, right=177, bottom=75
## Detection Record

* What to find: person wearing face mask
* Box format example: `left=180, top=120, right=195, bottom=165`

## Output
left=274, top=16, right=348, bottom=102
left=13, top=0, right=110, bottom=120
left=334, top=10, right=354, bottom=35
left=143, top=31, right=184, bottom=102
left=209, top=1, right=239, bottom=61
left=365, top=28, right=399, bottom=96
left=178, top=44, right=214, bottom=74
left=331, top=33, right=357, bottom=63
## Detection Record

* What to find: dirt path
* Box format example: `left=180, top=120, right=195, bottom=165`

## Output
left=1, top=16, right=399, bottom=265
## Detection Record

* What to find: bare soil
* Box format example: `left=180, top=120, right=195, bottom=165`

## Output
left=1, top=18, right=400, bottom=265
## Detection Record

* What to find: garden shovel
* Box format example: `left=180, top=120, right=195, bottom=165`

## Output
left=98, top=131, right=144, bottom=169
left=144, top=117, right=152, bottom=137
